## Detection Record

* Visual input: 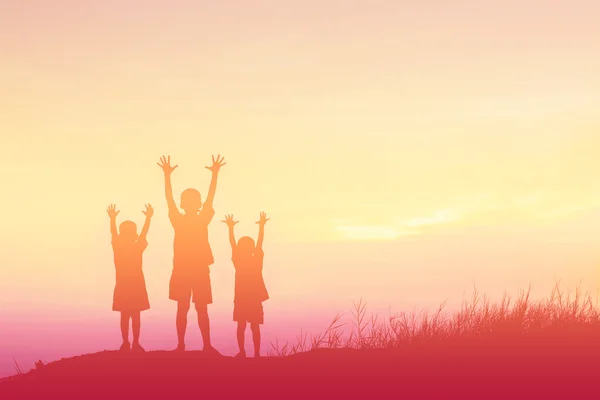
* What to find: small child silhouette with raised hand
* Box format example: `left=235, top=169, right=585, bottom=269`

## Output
left=223, top=212, right=270, bottom=358
left=107, top=203, right=153, bottom=352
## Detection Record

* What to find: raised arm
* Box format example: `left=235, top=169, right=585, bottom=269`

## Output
left=222, top=214, right=238, bottom=250
left=107, top=204, right=120, bottom=243
left=157, top=156, right=179, bottom=218
left=139, top=203, right=154, bottom=242
left=203, top=154, right=226, bottom=210
left=255, top=211, right=270, bottom=252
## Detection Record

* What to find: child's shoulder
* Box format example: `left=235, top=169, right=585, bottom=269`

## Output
left=253, top=249, right=265, bottom=262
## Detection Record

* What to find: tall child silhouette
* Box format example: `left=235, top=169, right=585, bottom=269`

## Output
left=107, top=203, right=153, bottom=352
left=158, top=155, right=226, bottom=352
left=223, top=212, right=270, bottom=358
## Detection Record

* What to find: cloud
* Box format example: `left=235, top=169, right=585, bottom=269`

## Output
left=511, top=193, right=542, bottom=208
left=335, top=225, right=418, bottom=240
left=539, top=204, right=594, bottom=220
left=334, top=208, right=462, bottom=240
left=332, top=193, right=600, bottom=241
left=404, top=209, right=461, bottom=228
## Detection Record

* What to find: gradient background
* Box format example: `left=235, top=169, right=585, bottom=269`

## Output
left=1, top=0, right=600, bottom=377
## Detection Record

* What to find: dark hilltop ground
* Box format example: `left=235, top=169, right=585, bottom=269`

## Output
left=3, top=288, right=600, bottom=399
left=1, top=344, right=599, bottom=399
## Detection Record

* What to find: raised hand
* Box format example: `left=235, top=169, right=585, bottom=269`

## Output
left=205, top=154, right=226, bottom=173
left=107, top=204, right=120, bottom=219
left=222, top=214, right=238, bottom=227
left=142, top=203, right=154, bottom=218
left=157, top=155, right=178, bottom=175
left=256, top=211, right=270, bottom=225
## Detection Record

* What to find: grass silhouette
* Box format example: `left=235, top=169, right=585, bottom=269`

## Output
left=269, top=283, right=600, bottom=355
left=2, top=284, right=600, bottom=399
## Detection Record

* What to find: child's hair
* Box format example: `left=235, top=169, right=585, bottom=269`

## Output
left=119, top=220, right=138, bottom=240
left=180, top=188, right=202, bottom=211
left=237, top=236, right=256, bottom=255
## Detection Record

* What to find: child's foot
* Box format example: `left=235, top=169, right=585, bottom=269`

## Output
left=235, top=351, right=247, bottom=359
left=174, top=343, right=185, bottom=352
left=132, top=343, right=145, bottom=353
left=119, top=342, right=130, bottom=352
left=202, top=346, right=221, bottom=357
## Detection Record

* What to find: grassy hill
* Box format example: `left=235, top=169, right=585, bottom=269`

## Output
left=1, top=345, right=599, bottom=399
left=3, top=286, right=600, bottom=399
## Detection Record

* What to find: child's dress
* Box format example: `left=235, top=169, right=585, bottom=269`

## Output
left=112, top=238, right=150, bottom=312
left=232, top=249, right=269, bottom=324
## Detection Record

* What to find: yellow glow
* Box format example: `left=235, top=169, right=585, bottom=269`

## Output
left=1, top=0, right=600, bottom=317
left=336, top=225, right=417, bottom=240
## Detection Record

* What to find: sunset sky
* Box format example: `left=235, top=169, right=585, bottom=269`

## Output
left=1, top=0, right=600, bottom=376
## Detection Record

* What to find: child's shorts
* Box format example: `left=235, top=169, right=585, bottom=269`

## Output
left=233, top=301, right=264, bottom=324
left=169, top=266, right=212, bottom=304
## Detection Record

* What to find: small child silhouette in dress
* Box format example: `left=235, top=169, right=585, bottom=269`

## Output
left=223, top=212, right=270, bottom=358
left=107, top=203, right=153, bottom=352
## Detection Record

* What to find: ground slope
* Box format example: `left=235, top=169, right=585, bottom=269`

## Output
left=1, top=346, right=599, bottom=399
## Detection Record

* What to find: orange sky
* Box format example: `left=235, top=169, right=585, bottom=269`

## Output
left=1, top=1, right=600, bottom=372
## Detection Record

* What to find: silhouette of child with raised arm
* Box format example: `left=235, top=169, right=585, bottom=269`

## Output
left=223, top=212, right=270, bottom=358
left=158, top=155, right=226, bottom=353
left=107, top=203, right=153, bottom=352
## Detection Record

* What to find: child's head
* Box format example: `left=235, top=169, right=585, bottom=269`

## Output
left=119, top=220, right=138, bottom=242
left=237, top=236, right=256, bottom=256
left=180, top=188, right=202, bottom=214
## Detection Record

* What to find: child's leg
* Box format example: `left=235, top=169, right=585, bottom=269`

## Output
left=176, top=301, right=190, bottom=350
left=250, top=323, right=261, bottom=357
left=236, top=321, right=247, bottom=356
left=195, top=303, right=213, bottom=351
left=131, top=312, right=145, bottom=352
left=131, top=312, right=141, bottom=345
left=120, top=312, right=130, bottom=349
